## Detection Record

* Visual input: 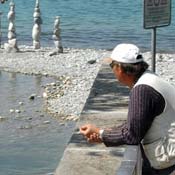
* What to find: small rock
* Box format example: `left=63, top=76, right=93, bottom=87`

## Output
left=168, top=58, right=174, bottom=62
left=50, top=82, right=56, bottom=86
left=15, top=109, right=21, bottom=113
left=19, top=102, right=24, bottom=105
left=59, top=91, right=64, bottom=96
left=59, top=122, right=65, bottom=126
left=87, top=59, right=96, bottom=64
left=27, top=117, right=33, bottom=120
left=61, top=117, right=66, bottom=120
left=169, top=76, right=174, bottom=80
left=43, top=92, right=48, bottom=98
left=19, top=125, right=32, bottom=129
left=10, top=109, right=15, bottom=113
left=29, top=94, right=36, bottom=100
left=66, top=115, right=75, bottom=121
left=73, top=117, right=79, bottom=121
left=43, top=120, right=50, bottom=124
left=0, top=116, right=6, bottom=121
left=40, top=114, right=44, bottom=117
left=47, top=173, right=54, bottom=175
left=49, top=51, right=58, bottom=56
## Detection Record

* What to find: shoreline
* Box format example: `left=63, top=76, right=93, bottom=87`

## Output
left=0, top=45, right=175, bottom=119
left=0, top=46, right=110, bottom=119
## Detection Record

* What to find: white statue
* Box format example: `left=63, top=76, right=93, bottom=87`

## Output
left=49, top=16, right=63, bottom=56
left=53, top=16, right=63, bottom=53
left=32, top=0, right=42, bottom=49
left=4, top=0, right=19, bottom=52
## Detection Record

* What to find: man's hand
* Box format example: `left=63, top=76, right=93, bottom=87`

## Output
left=80, top=124, right=102, bottom=143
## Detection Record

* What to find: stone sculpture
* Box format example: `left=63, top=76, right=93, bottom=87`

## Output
left=4, top=0, right=19, bottom=52
left=53, top=16, right=63, bottom=53
left=32, top=0, right=42, bottom=49
left=49, top=16, right=63, bottom=56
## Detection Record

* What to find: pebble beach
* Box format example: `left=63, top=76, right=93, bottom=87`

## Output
left=0, top=46, right=110, bottom=120
left=0, top=46, right=175, bottom=120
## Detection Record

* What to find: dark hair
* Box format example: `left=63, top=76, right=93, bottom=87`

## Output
left=119, top=61, right=149, bottom=79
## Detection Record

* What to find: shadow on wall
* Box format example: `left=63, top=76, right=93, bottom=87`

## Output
left=83, top=65, right=130, bottom=112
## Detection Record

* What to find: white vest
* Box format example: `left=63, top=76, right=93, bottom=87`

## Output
left=134, top=71, right=175, bottom=169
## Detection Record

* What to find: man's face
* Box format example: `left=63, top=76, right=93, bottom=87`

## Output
left=111, top=62, right=129, bottom=87
left=109, top=60, right=121, bottom=81
left=107, top=59, right=127, bottom=85
left=111, top=63, right=123, bottom=83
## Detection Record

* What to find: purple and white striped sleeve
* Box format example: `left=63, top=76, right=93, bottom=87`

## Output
left=102, top=84, right=165, bottom=147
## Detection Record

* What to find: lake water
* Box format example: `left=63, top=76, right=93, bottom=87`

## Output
left=0, top=0, right=175, bottom=51
left=0, top=71, right=75, bottom=175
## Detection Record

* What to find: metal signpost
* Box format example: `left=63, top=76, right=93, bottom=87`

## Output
left=144, top=0, right=171, bottom=72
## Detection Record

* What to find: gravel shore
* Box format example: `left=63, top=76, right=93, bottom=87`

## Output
left=0, top=46, right=175, bottom=119
left=0, top=46, right=110, bottom=119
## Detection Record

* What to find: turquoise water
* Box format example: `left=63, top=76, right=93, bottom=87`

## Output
left=0, top=0, right=175, bottom=51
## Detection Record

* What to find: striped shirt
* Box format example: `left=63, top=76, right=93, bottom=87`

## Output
left=102, top=84, right=165, bottom=146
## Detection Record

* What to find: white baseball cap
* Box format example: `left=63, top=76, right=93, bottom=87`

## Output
left=111, top=43, right=143, bottom=63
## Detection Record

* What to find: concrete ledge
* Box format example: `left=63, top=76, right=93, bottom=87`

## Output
left=117, top=145, right=142, bottom=175
left=54, top=64, right=129, bottom=175
left=55, top=146, right=124, bottom=175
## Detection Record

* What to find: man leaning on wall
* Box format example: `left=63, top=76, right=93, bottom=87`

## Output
left=80, top=43, right=175, bottom=175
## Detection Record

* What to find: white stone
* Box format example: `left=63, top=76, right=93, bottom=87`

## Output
left=43, top=92, right=48, bottom=98
left=19, top=102, right=24, bottom=105
left=0, top=116, right=6, bottom=121
left=15, top=109, right=21, bottom=113
left=10, top=109, right=15, bottom=113
left=43, top=120, right=50, bottom=124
